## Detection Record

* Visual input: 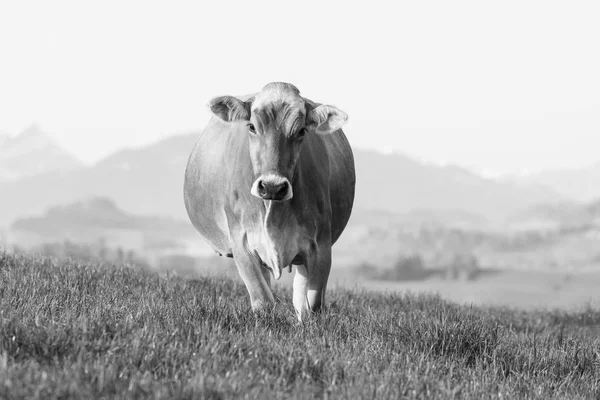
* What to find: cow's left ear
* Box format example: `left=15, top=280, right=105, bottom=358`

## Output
left=208, top=96, right=251, bottom=122
left=307, top=105, right=348, bottom=134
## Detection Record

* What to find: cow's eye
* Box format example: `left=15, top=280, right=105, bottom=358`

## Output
left=296, top=128, right=306, bottom=138
left=247, top=123, right=256, bottom=134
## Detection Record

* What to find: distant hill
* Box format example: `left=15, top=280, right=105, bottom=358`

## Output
left=8, top=196, right=210, bottom=259
left=0, top=131, right=564, bottom=227
left=11, top=196, right=194, bottom=237
left=0, top=132, right=198, bottom=226
left=508, top=198, right=600, bottom=231
left=0, top=132, right=9, bottom=146
left=0, top=124, right=82, bottom=183
left=353, top=150, right=563, bottom=222
left=503, top=164, right=600, bottom=203
left=348, top=207, right=492, bottom=232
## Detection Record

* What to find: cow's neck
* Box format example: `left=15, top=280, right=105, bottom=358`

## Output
left=262, top=199, right=295, bottom=232
left=257, top=199, right=298, bottom=275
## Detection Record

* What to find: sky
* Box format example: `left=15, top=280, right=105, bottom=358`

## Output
left=1, top=0, right=599, bottom=177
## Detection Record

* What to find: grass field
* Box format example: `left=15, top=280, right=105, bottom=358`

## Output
left=1, top=253, right=599, bottom=399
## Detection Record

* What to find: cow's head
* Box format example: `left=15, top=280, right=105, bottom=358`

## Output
left=208, top=82, right=348, bottom=201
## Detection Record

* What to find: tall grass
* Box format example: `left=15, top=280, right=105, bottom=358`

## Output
left=0, top=253, right=598, bottom=399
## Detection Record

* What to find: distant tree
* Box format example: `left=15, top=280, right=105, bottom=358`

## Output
left=444, top=252, right=480, bottom=281
left=354, top=262, right=379, bottom=279
left=98, top=246, right=108, bottom=260
left=356, top=254, right=431, bottom=281
left=116, top=248, right=124, bottom=263
left=388, top=254, right=428, bottom=281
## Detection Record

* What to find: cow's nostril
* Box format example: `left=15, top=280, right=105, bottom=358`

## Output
left=275, top=182, right=289, bottom=199
left=257, top=180, right=267, bottom=196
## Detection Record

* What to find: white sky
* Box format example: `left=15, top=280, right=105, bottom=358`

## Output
left=1, top=0, right=599, bottom=176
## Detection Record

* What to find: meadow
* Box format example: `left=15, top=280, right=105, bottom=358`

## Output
left=0, top=253, right=599, bottom=399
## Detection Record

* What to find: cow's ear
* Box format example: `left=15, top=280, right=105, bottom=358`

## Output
left=208, top=96, right=251, bottom=122
left=307, top=105, right=348, bottom=134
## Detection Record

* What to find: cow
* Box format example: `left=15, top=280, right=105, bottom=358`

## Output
left=184, top=82, right=355, bottom=320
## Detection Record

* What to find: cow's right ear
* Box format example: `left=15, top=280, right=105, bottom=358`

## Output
left=208, top=96, right=251, bottom=122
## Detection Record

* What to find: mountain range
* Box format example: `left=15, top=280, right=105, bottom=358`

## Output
left=12, top=196, right=194, bottom=237
left=0, top=125, right=82, bottom=183
left=352, top=151, right=562, bottom=225
left=504, top=165, right=600, bottom=203
left=0, top=126, right=594, bottom=229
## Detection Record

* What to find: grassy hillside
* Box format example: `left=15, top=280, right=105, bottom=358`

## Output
left=0, top=254, right=599, bottom=399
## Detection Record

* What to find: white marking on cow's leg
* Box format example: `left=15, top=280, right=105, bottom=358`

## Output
left=293, top=264, right=309, bottom=321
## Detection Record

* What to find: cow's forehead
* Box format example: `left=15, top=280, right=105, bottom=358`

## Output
left=252, top=82, right=305, bottom=113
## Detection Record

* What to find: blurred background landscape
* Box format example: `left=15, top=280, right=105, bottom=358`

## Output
left=1, top=1, right=599, bottom=311
left=2, top=123, right=600, bottom=310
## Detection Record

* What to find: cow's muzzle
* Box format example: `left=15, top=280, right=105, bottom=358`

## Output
left=251, top=174, right=293, bottom=201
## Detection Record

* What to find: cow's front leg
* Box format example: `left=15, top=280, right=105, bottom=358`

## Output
left=307, top=247, right=332, bottom=313
left=293, top=246, right=332, bottom=321
left=293, top=264, right=309, bottom=321
left=232, top=242, right=274, bottom=311
left=260, top=264, right=272, bottom=290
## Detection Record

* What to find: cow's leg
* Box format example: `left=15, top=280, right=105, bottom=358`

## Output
left=306, top=247, right=332, bottom=313
left=260, top=265, right=272, bottom=289
left=232, top=246, right=274, bottom=311
left=294, top=246, right=332, bottom=321
left=292, top=264, right=309, bottom=321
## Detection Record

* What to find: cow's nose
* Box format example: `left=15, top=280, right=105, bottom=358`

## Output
left=257, top=179, right=290, bottom=201
left=251, top=175, right=293, bottom=201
